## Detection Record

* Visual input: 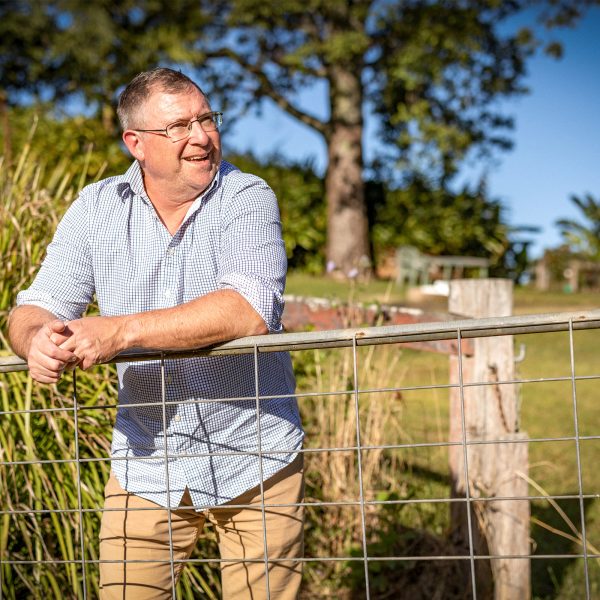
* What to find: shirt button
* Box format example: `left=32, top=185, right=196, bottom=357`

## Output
left=174, top=414, right=181, bottom=422
left=167, top=247, right=175, bottom=255
left=166, top=374, right=173, bottom=384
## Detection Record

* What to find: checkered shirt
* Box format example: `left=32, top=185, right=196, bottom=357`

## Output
left=17, top=160, right=304, bottom=509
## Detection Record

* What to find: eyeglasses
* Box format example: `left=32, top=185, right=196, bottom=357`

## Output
left=132, top=111, right=223, bottom=142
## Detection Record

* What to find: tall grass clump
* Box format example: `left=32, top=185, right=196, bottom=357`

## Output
left=294, top=339, right=469, bottom=600
left=0, top=134, right=117, bottom=597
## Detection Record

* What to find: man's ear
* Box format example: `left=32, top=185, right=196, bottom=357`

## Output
left=122, top=130, right=145, bottom=160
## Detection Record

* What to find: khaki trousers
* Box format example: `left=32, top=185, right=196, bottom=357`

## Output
left=99, top=455, right=304, bottom=599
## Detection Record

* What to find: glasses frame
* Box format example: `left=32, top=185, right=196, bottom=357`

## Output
left=132, top=111, right=223, bottom=142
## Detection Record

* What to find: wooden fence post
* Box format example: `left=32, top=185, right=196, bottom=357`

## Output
left=448, top=279, right=530, bottom=600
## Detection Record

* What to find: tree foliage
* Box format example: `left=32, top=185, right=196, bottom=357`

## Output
left=0, top=0, right=209, bottom=131
left=227, top=152, right=327, bottom=273
left=0, top=105, right=129, bottom=179
left=368, top=176, right=536, bottom=282
left=556, top=193, right=600, bottom=260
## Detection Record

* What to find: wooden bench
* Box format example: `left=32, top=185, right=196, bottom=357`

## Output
left=395, top=246, right=490, bottom=286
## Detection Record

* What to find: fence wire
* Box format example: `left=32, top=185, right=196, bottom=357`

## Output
left=1, top=309, right=600, bottom=599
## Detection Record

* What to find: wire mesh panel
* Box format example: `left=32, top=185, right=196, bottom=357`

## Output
left=1, top=310, right=600, bottom=599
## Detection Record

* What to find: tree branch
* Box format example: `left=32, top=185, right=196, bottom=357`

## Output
left=205, top=48, right=328, bottom=136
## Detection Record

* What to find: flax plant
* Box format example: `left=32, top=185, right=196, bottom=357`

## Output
left=296, top=338, right=408, bottom=597
left=0, top=137, right=222, bottom=598
left=0, top=137, right=115, bottom=597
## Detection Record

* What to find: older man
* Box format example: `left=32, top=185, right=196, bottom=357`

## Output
left=8, top=68, right=304, bottom=599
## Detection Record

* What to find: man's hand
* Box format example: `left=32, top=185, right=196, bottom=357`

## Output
left=60, top=316, right=127, bottom=371
left=27, top=320, right=79, bottom=384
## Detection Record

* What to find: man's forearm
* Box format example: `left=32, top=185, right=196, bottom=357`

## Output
left=123, top=289, right=268, bottom=350
left=61, top=289, right=269, bottom=370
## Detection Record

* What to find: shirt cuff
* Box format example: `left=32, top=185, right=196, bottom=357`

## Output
left=218, top=273, right=284, bottom=333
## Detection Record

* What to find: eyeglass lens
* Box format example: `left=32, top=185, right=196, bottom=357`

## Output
left=166, top=113, right=222, bottom=140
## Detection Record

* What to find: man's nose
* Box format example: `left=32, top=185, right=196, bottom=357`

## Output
left=188, top=119, right=210, bottom=142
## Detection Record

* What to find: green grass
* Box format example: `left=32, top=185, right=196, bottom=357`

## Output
left=286, top=272, right=406, bottom=305
left=513, top=287, right=599, bottom=314
left=286, top=272, right=599, bottom=315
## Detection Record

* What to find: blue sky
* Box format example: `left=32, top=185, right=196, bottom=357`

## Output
left=224, top=7, right=600, bottom=259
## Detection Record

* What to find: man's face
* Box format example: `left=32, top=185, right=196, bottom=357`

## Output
left=127, top=87, right=222, bottom=202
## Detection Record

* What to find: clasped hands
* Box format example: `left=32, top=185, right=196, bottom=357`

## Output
left=27, top=316, right=124, bottom=384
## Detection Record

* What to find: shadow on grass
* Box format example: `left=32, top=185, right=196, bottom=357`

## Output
left=305, top=474, right=598, bottom=599
left=346, top=521, right=473, bottom=600
left=530, top=495, right=598, bottom=600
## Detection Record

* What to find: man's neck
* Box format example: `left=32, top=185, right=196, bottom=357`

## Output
left=142, top=175, right=199, bottom=235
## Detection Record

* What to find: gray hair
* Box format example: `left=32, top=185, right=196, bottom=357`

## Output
left=117, top=68, right=207, bottom=130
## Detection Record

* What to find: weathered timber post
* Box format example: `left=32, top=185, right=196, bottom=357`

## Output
left=534, top=255, right=550, bottom=291
left=448, top=279, right=530, bottom=600
left=566, top=260, right=580, bottom=293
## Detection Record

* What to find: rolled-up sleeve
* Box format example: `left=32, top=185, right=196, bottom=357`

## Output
left=17, top=194, right=94, bottom=320
left=217, top=177, right=287, bottom=332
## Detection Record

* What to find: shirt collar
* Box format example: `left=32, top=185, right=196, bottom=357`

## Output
left=123, top=161, right=146, bottom=197
left=122, top=160, right=222, bottom=205
left=181, top=167, right=221, bottom=225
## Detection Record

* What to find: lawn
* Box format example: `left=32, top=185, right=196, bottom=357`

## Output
left=285, top=272, right=600, bottom=315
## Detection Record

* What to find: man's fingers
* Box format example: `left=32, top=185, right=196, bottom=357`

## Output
left=46, top=319, right=68, bottom=334
left=59, top=336, right=77, bottom=353
left=30, top=373, right=60, bottom=384
left=28, top=357, right=68, bottom=383
left=28, top=336, right=78, bottom=372
left=50, top=331, right=72, bottom=346
left=24, top=320, right=79, bottom=384
left=29, top=367, right=62, bottom=384
left=29, top=352, right=68, bottom=373
left=42, top=343, right=77, bottom=365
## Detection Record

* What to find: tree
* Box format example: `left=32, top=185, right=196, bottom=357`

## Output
left=2, top=0, right=598, bottom=274
left=556, top=193, right=600, bottom=259
left=186, top=0, right=598, bottom=275
left=191, top=0, right=524, bottom=275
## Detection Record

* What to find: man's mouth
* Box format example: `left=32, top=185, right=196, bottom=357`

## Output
left=183, top=154, right=209, bottom=162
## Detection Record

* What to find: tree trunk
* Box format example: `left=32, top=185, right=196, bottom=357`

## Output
left=325, top=65, right=370, bottom=277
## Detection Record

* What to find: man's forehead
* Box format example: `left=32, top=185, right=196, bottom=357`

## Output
left=148, top=85, right=207, bottom=106
left=146, top=88, right=208, bottom=118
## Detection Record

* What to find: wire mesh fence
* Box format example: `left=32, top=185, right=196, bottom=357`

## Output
left=1, top=309, right=600, bottom=599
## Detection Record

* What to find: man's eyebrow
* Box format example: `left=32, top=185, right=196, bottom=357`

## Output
left=168, top=110, right=210, bottom=123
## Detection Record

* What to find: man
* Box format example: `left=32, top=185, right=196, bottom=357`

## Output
left=8, top=67, right=304, bottom=599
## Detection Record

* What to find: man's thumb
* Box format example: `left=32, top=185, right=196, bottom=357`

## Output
left=47, top=319, right=67, bottom=334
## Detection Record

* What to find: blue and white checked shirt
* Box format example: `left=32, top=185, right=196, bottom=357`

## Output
left=17, top=160, right=304, bottom=509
